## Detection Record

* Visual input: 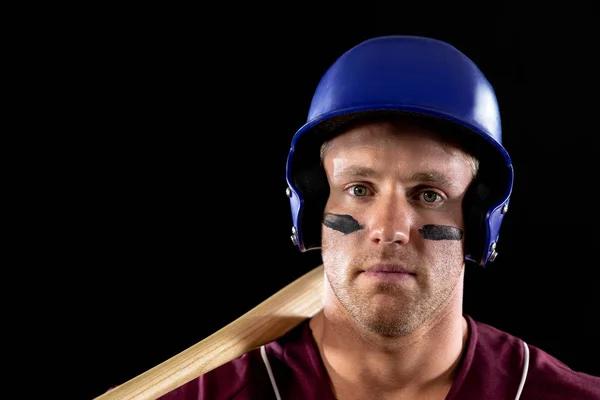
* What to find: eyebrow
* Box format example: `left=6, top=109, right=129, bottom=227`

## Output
left=333, top=166, right=458, bottom=188
left=333, top=165, right=378, bottom=180
left=409, top=171, right=459, bottom=189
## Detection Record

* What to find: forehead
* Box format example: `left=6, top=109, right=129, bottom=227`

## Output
left=320, top=116, right=479, bottom=182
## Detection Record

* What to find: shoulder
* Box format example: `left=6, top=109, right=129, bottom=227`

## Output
left=521, top=341, right=600, bottom=399
left=472, top=317, right=600, bottom=400
left=157, top=318, right=317, bottom=400
left=159, top=347, right=269, bottom=400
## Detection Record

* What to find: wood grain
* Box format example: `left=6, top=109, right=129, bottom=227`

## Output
left=95, top=265, right=324, bottom=400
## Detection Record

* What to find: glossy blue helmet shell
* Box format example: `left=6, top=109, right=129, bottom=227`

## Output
left=285, top=35, right=514, bottom=266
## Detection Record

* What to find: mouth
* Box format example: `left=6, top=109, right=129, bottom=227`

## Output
left=361, top=264, right=416, bottom=281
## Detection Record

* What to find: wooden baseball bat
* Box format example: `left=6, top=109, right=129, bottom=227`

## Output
left=95, top=264, right=324, bottom=400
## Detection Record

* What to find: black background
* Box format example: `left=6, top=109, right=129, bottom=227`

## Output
left=47, top=4, right=599, bottom=399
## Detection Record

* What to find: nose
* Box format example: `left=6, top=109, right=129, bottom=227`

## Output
left=368, top=193, right=411, bottom=245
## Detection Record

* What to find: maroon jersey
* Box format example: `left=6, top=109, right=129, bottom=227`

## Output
left=159, top=315, right=600, bottom=399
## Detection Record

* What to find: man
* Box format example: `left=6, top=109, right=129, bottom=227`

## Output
left=159, top=36, right=600, bottom=399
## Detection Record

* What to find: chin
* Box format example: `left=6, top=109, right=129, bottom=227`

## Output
left=359, top=315, right=416, bottom=337
left=353, top=301, right=414, bottom=335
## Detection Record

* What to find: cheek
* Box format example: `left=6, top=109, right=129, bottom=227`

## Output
left=425, top=239, right=465, bottom=272
left=417, top=223, right=465, bottom=260
left=321, top=224, right=360, bottom=266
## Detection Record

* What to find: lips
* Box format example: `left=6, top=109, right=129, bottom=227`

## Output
left=365, top=264, right=416, bottom=275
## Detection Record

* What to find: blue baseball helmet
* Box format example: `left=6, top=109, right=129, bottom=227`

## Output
left=285, top=35, right=514, bottom=267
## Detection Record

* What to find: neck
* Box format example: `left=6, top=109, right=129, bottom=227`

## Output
left=310, top=277, right=468, bottom=399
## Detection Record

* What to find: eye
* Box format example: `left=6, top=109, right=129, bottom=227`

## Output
left=421, top=190, right=442, bottom=203
left=349, top=184, right=370, bottom=197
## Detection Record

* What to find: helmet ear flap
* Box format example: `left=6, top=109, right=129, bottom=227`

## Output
left=293, top=164, right=329, bottom=250
left=463, top=180, right=491, bottom=265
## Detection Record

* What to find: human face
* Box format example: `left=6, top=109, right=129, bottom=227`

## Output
left=320, top=119, right=477, bottom=336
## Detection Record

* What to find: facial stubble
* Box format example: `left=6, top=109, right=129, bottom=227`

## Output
left=322, top=213, right=465, bottom=337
